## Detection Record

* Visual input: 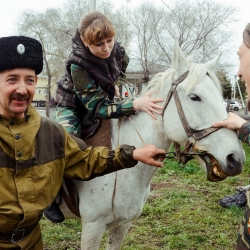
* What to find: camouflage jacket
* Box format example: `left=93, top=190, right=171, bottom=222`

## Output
left=236, top=122, right=250, bottom=249
left=54, top=30, right=134, bottom=121
left=238, top=122, right=250, bottom=144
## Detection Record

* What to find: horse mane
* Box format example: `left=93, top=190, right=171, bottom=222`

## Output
left=140, top=61, right=222, bottom=99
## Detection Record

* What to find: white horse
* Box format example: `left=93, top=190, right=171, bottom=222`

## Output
left=60, top=42, right=246, bottom=250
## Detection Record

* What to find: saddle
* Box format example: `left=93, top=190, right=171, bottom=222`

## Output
left=83, top=119, right=112, bottom=149
left=60, top=119, right=112, bottom=218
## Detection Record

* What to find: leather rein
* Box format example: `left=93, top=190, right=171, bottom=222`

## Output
left=162, top=71, right=220, bottom=166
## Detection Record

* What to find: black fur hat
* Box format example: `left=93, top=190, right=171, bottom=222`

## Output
left=0, top=36, right=43, bottom=75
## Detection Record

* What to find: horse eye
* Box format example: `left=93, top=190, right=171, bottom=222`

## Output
left=189, top=93, right=201, bottom=102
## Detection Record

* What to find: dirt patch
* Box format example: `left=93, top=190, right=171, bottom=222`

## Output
left=151, top=179, right=210, bottom=196
left=151, top=181, right=178, bottom=191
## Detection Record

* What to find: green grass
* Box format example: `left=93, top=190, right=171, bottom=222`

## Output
left=41, top=143, right=250, bottom=249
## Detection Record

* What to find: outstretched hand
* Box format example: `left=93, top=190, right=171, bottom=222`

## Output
left=212, top=112, right=246, bottom=131
left=132, top=92, right=164, bottom=120
left=132, top=144, right=166, bottom=167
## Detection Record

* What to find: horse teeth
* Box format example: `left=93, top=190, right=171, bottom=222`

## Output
left=212, top=166, right=221, bottom=177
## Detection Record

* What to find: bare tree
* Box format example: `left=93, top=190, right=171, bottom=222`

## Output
left=61, top=0, right=89, bottom=35
left=16, top=0, right=237, bottom=89
left=17, top=0, right=131, bottom=77
left=131, top=1, right=165, bottom=82
left=17, top=8, right=71, bottom=116
left=18, top=9, right=68, bottom=77
left=155, top=0, right=238, bottom=65
left=97, top=0, right=133, bottom=53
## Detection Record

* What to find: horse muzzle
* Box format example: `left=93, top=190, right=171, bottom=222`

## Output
left=200, top=153, right=227, bottom=182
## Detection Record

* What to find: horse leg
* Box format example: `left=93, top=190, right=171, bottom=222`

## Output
left=106, top=222, right=132, bottom=250
left=81, top=220, right=106, bottom=250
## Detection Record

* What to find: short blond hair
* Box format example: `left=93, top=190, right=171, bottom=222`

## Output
left=78, top=11, right=115, bottom=45
left=243, top=23, right=250, bottom=48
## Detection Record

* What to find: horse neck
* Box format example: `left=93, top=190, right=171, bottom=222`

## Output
left=135, top=162, right=160, bottom=187
left=111, top=111, right=172, bottom=186
left=112, top=111, right=167, bottom=149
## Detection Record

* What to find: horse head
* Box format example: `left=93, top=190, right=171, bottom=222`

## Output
left=147, top=41, right=245, bottom=182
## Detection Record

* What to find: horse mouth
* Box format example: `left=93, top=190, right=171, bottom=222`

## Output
left=200, top=153, right=227, bottom=182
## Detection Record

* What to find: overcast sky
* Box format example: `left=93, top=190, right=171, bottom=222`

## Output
left=0, top=0, right=249, bottom=76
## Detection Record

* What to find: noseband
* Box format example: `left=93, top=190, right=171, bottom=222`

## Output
left=162, top=71, right=220, bottom=165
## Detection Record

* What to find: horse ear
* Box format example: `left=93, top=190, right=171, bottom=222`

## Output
left=204, top=53, right=222, bottom=71
left=171, top=40, right=189, bottom=77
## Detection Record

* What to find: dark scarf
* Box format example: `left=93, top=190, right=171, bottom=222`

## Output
left=66, top=30, right=123, bottom=100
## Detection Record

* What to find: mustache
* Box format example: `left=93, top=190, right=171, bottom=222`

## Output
left=10, top=93, right=30, bottom=99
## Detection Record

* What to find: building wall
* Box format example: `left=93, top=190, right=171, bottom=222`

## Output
left=33, top=76, right=57, bottom=102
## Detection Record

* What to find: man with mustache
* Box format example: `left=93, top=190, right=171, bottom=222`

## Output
left=0, top=36, right=165, bottom=249
left=213, top=23, right=250, bottom=249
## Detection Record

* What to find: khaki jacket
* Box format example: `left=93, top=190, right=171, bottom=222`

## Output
left=0, top=105, right=137, bottom=248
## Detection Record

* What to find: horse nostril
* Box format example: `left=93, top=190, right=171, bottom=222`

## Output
left=226, top=153, right=242, bottom=175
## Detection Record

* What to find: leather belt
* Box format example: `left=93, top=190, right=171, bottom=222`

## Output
left=0, top=215, right=42, bottom=243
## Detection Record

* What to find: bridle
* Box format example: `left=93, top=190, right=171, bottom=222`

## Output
left=162, top=70, right=220, bottom=166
